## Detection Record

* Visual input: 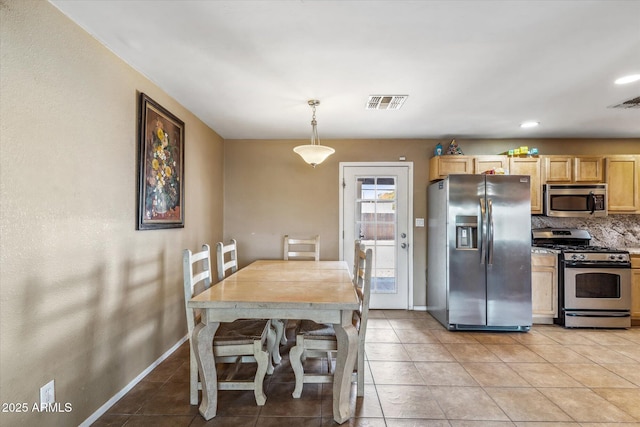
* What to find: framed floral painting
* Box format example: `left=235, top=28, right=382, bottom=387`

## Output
left=137, top=93, right=185, bottom=230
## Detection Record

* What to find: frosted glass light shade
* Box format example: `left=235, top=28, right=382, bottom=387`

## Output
left=293, top=144, right=335, bottom=167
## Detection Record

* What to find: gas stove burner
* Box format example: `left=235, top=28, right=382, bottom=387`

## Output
left=531, top=227, right=630, bottom=263
left=533, top=243, right=590, bottom=251
left=533, top=242, right=627, bottom=253
left=562, top=246, right=627, bottom=253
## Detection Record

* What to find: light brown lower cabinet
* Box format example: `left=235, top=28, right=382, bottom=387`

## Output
left=632, top=254, right=640, bottom=326
left=531, top=252, right=558, bottom=324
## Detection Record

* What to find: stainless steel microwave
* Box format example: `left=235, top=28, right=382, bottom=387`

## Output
left=543, top=184, right=607, bottom=217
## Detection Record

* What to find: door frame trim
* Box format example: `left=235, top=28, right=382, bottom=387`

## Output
left=339, top=162, right=414, bottom=309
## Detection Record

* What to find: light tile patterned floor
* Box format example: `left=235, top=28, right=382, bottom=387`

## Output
left=92, top=310, right=640, bottom=426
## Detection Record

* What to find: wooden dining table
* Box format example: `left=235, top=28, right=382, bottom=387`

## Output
left=188, top=259, right=360, bottom=424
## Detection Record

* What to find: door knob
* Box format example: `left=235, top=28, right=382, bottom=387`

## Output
left=401, top=243, right=408, bottom=249
left=400, top=233, right=406, bottom=238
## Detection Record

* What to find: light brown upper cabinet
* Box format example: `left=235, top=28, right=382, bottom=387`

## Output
left=474, top=155, right=508, bottom=174
left=429, top=155, right=508, bottom=181
left=509, top=157, right=542, bottom=214
left=429, top=154, right=541, bottom=214
left=606, top=155, right=640, bottom=213
left=574, top=156, right=604, bottom=182
left=429, top=155, right=474, bottom=181
left=543, top=155, right=573, bottom=183
left=542, top=155, right=603, bottom=183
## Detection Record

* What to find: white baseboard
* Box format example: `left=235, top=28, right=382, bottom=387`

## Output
left=79, top=335, right=188, bottom=427
left=413, top=305, right=427, bottom=311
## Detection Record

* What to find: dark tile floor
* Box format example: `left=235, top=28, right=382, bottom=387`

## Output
left=92, top=310, right=640, bottom=426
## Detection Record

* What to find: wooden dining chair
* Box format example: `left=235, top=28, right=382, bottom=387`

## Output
left=183, top=244, right=275, bottom=406
left=284, top=235, right=320, bottom=260
left=289, top=241, right=372, bottom=398
left=216, top=239, right=283, bottom=366
left=280, top=234, right=321, bottom=345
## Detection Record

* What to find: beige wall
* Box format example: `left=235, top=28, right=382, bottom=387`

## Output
left=224, top=138, right=640, bottom=307
left=0, top=1, right=224, bottom=425
left=2, top=1, right=639, bottom=425
left=224, top=138, right=430, bottom=261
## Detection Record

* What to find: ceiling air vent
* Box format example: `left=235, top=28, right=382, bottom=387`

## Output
left=609, top=96, right=640, bottom=109
left=366, top=95, right=408, bottom=110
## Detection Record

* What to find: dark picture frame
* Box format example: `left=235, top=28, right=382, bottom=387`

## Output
left=137, top=93, right=185, bottom=230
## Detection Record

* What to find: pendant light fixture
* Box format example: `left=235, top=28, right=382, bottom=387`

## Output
left=293, top=100, right=335, bottom=167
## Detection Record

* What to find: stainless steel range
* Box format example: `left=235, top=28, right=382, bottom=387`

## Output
left=532, top=228, right=631, bottom=329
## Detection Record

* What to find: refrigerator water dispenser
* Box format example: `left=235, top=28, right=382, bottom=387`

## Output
left=455, top=216, right=477, bottom=249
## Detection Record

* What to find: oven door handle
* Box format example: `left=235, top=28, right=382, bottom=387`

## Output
left=564, top=261, right=631, bottom=268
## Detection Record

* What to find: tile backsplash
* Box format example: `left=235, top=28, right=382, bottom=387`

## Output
left=531, top=215, right=640, bottom=248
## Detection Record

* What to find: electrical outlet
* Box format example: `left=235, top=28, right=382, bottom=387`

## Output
left=40, top=380, right=55, bottom=406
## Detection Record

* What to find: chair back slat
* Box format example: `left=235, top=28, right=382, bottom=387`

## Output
left=284, top=235, right=320, bottom=260
left=216, top=239, right=238, bottom=281
left=190, top=250, right=209, bottom=263
left=191, top=271, right=210, bottom=288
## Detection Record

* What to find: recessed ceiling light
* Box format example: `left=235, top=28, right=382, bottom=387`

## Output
left=614, top=74, right=640, bottom=85
left=520, top=121, right=539, bottom=128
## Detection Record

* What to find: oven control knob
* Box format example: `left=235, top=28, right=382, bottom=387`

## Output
left=610, top=254, right=616, bottom=260
left=579, top=254, right=586, bottom=260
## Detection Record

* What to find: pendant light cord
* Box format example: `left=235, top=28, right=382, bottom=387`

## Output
left=310, top=101, right=319, bottom=146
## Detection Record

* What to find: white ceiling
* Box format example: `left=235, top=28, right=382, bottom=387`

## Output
left=50, top=0, right=640, bottom=140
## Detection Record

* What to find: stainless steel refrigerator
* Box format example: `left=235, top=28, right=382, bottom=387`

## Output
left=427, top=174, right=532, bottom=331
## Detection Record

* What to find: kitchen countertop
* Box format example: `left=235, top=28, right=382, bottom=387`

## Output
left=627, top=248, right=640, bottom=255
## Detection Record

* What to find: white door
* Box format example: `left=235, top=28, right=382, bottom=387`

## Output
left=340, top=163, right=413, bottom=309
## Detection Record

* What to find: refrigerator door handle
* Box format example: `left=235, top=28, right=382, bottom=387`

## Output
left=488, top=198, right=494, bottom=265
left=479, top=197, right=486, bottom=265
